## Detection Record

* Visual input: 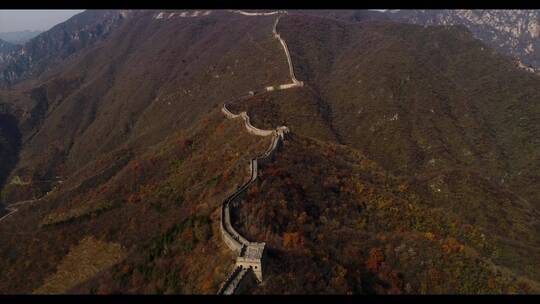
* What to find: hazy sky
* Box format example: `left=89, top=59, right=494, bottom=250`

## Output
left=0, top=10, right=84, bottom=33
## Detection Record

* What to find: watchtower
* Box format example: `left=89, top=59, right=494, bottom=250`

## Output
left=235, top=242, right=266, bottom=282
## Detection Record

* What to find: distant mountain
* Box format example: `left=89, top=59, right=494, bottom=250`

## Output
left=0, top=30, right=42, bottom=45
left=0, top=39, right=19, bottom=70
left=0, top=38, right=18, bottom=57
left=0, top=10, right=133, bottom=87
left=296, top=9, right=390, bottom=22
left=0, top=39, right=16, bottom=52
left=386, top=10, right=540, bottom=71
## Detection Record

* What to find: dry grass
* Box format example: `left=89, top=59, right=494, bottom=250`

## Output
left=33, top=236, right=126, bottom=294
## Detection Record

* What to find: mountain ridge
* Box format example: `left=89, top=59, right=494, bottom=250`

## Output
left=0, top=30, right=42, bottom=45
left=0, top=10, right=134, bottom=87
left=385, top=10, right=540, bottom=72
left=0, top=9, right=539, bottom=294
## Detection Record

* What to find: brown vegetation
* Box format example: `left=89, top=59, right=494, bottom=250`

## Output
left=33, top=236, right=126, bottom=294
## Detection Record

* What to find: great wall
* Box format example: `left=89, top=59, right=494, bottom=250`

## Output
left=0, top=199, right=38, bottom=224
left=0, top=9, right=302, bottom=294
left=0, top=178, right=61, bottom=224
left=217, top=103, right=288, bottom=294
left=216, top=10, right=303, bottom=295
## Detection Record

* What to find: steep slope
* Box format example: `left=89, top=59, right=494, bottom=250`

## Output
left=0, top=105, right=21, bottom=205
left=1, top=10, right=291, bottom=203
left=386, top=10, right=540, bottom=71
left=271, top=13, right=540, bottom=212
left=0, top=38, right=19, bottom=66
left=228, top=13, right=540, bottom=287
left=1, top=10, right=539, bottom=295
left=0, top=10, right=292, bottom=294
left=232, top=133, right=538, bottom=294
left=0, top=108, right=272, bottom=294
left=0, top=10, right=132, bottom=87
left=227, top=87, right=339, bottom=143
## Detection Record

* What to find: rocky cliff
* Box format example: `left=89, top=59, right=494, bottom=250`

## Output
left=0, top=39, right=19, bottom=66
left=0, top=10, right=133, bottom=87
left=387, top=10, right=540, bottom=71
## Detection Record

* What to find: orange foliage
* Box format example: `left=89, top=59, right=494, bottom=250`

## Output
left=424, top=232, right=436, bottom=240
left=127, top=193, right=141, bottom=204
left=387, top=270, right=404, bottom=294
left=366, top=248, right=385, bottom=272
left=397, top=183, right=408, bottom=193
left=200, top=273, right=214, bottom=292
left=283, top=232, right=303, bottom=249
left=442, top=237, right=465, bottom=254
left=248, top=185, right=259, bottom=195
left=518, top=281, right=532, bottom=293
left=216, top=122, right=225, bottom=132
left=122, top=265, right=131, bottom=275
left=487, top=276, right=496, bottom=289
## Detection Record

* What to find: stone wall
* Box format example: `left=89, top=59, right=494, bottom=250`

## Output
left=0, top=199, right=40, bottom=224
left=221, top=105, right=241, bottom=119
left=236, top=242, right=266, bottom=281
left=216, top=10, right=297, bottom=295
left=218, top=267, right=259, bottom=295
left=273, top=16, right=304, bottom=88
left=229, top=10, right=281, bottom=16
left=219, top=213, right=243, bottom=253
left=217, top=103, right=285, bottom=290
left=217, top=266, right=243, bottom=294
left=219, top=104, right=281, bottom=256
left=241, top=112, right=275, bottom=137
left=231, top=269, right=258, bottom=294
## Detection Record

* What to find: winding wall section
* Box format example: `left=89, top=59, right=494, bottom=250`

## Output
left=218, top=103, right=288, bottom=293
left=0, top=199, right=36, bottom=224
left=272, top=15, right=303, bottom=87
left=216, top=11, right=300, bottom=295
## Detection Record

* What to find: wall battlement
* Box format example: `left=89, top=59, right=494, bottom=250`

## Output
left=219, top=101, right=283, bottom=256
left=218, top=102, right=285, bottom=291
left=217, top=10, right=299, bottom=295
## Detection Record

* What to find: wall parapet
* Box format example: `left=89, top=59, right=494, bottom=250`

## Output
left=229, top=10, right=280, bottom=16
left=219, top=103, right=282, bottom=253
left=218, top=102, right=285, bottom=292
left=273, top=15, right=304, bottom=88
left=218, top=266, right=243, bottom=294
left=216, top=10, right=299, bottom=295
left=218, top=267, right=259, bottom=295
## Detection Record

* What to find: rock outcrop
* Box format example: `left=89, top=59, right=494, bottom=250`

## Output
left=387, top=10, right=540, bottom=72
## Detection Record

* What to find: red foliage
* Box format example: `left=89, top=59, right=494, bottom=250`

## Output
left=366, top=247, right=385, bottom=272
left=127, top=193, right=141, bottom=204
left=442, top=237, right=464, bottom=254
left=283, top=231, right=304, bottom=249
